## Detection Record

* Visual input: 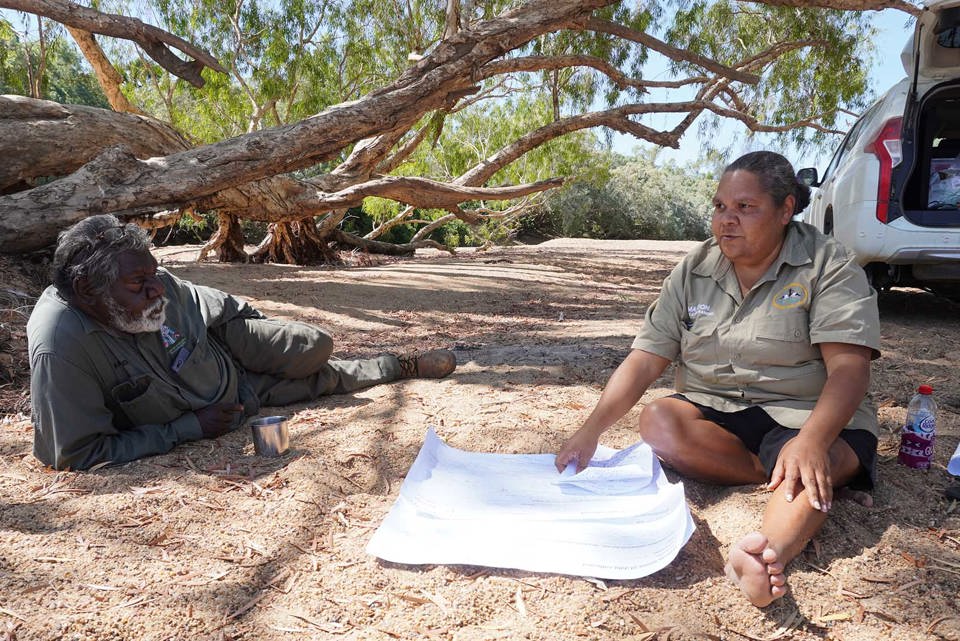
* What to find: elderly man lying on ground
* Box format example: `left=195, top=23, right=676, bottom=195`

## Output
left=27, top=214, right=456, bottom=471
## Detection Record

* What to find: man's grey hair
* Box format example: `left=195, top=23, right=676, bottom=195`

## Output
left=52, top=214, right=153, bottom=297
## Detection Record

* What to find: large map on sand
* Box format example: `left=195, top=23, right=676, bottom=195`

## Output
left=366, top=428, right=695, bottom=580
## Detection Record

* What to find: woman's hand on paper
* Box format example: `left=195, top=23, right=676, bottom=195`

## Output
left=555, top=428, right=599, bottom=474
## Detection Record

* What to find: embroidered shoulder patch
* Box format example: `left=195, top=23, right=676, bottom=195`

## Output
left=772, top=283, right=808, bottom=309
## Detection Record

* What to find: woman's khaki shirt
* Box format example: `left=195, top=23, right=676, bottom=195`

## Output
left=632, top=222, right=881, bottom=435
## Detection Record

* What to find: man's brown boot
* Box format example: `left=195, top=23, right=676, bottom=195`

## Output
left=397, top=349, right=456, bottom=379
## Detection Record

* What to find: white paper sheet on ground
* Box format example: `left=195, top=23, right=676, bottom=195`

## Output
left=366, top=428, right=695, bottom=580
left=949, top=440, right=960, bottom=475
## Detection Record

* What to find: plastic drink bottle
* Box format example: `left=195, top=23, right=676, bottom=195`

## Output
left=898, top=385, right=937, bottom=469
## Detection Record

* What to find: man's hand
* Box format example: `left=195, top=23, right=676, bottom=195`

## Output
left=768, top=435, right=833, bottom=512
left=196, top=402, right=244, bottom=438
left=555, top=429, right=600, bottom=474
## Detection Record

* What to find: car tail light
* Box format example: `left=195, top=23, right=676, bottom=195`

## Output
left=864, top=117, right=902, bottom=223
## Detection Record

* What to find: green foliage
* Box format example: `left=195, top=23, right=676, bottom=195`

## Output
left=0, top=18, right=24, bottom=95
left=359, top=94, right=606, bottom=245
left=43, top=40, right=110, bottom=107
left=0, top=15, right=108, bottom=106
left=119, top=0, right=458, bottom=140
left=539, top=178, right=636, bottom=239
left=609, top=153, right=715, bottom=240
left=662, top=0, right=875, bottom=152
left=528, top=3, right=654, bottom=111
left=534, top=149, right=715, bottom=241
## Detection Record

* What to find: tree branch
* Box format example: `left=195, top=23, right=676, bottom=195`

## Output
left=481, top=54, right=716, bottom=93
left=620, top=98, right=848, bottom=135
left=585, top=17, right=761, bottom=84
left=364, top=205, right=416, bottom=240
left=334, top=229, right=455, bottom=255
left=455, top=106, right=682, bottom=188
left=482, top=55, right=639, bottom=91
left=312, top=175, right=564, bottom=217
left=743, top=0, right=919, bottom=16
left=377, top=126, right=435, bottom=174
left=64, top=26, right=144, bottom=114
left=409, top=200, right=536, bottom=242
left=736, top=39, right=831, bottom=72
left=0, top=0, right=228, bottom=86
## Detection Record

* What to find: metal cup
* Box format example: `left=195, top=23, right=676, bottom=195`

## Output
left=250, top=416, right=290, bottom=457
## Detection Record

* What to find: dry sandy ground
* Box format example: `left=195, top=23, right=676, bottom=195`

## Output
left=1, top=239, right=959, bottom=641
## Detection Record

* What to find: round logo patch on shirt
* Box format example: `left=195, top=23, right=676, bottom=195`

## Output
left=772, top=283, right=808, bottom=309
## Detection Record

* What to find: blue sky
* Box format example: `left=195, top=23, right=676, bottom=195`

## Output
left=612, top=8, right=917, bottom=171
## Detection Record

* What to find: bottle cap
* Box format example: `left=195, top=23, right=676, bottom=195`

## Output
left=918, top=384, right=934, bottom=395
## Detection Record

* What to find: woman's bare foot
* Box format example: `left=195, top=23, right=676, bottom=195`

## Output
left=836, top=486, right=873, bottom=507
left=724, top=531, right=787, bottom=607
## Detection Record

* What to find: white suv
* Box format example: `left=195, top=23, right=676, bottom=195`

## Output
left=799, top=0, right=960, bottom=301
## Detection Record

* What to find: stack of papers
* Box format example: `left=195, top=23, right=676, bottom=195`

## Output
left=366, top=428, right=694, bottom=579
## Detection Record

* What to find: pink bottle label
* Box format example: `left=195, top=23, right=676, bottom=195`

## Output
left=898, top=430, right=935, bottom=469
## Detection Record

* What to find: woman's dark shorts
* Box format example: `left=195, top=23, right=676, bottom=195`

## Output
left=670, top=394, right=877, bottom=490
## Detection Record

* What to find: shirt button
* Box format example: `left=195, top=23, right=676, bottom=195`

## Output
left=794, top=330, right=801, bottom=338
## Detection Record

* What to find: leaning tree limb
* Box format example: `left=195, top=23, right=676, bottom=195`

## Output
left=585, top=18, right=761, bottom=84
left=64, top=27, right=144, bottom=114
left=0, top=95, right=185, bottom=193
left=742, top=0, right=920, bottom=15
left=305, top=175, right=565, bottom=218
left=0, top=0, right=228, bottom=86
left=0, top=94, right=561, bottom=258
left=333, top=230, right=455, bottom=256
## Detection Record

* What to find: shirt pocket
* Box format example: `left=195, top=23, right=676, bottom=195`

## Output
left=679, top=316, right=719, bottom=366
left=111, top=376, right=182, bottom=426
left=753, top=314, right=817, bottom=366
left=172, top=340, right=225, bottom=395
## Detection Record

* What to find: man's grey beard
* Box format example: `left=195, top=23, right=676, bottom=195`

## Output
left=104, top=295, right=167, bottom=334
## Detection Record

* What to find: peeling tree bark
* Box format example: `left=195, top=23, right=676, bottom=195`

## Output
left=0, top=96, right=564, bottom=256
left=0, top=95, right=185, bottom=194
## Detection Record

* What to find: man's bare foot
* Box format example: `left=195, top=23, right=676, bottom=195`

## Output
left=724, top=531, right=787, bottom=607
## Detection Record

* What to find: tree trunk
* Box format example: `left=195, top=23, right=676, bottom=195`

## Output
left=197, top=212, right=248, bottom=263
left=250, top=219, right=339, bottom=265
